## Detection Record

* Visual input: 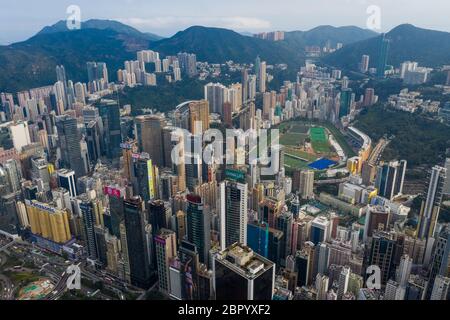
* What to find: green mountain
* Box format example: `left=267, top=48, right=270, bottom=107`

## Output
left=0, top=28, right=149, bottom=92
left=37, top=19, right=163, bottom=41
left=322, top=24, right=450, bottom=70
left=149, top=26, right=305, bottom=66
left=285, top=25, right=378, bottom=50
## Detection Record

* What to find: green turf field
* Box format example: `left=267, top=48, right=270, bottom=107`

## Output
left=310, top=127, right=331, bottom=153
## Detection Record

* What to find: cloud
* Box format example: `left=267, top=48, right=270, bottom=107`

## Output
left=116, top=16, right=271, bottom=32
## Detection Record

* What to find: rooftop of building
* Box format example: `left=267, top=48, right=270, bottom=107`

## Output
left=216, top=243, right=274, bottom=279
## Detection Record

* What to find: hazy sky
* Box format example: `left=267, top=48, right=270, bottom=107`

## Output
left=1, top=0, right=449, bottom=44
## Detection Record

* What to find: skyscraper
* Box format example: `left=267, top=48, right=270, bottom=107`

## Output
left=241, top=68, right=249, bottom=104
left=339, top=88, right=353, bottom=118
left=426, top=226, right=450, bottom=299
left=220, top=169, right=248, bottom=250
left=310, top=216, right=330, bottom=245
left=213, top=243, right=275, bottom=300
left=155, top=228, right=177, bottom=293
left=360, top=55, right=370, bottom=73
left=188, top=100, right=210, bottom=135
left=79, top=196, right=103, bottom=261
left=97, top=100, right=122, bottom=159
left=365, top=231, right=397, bottom=285
left=186, top=194, right=211, bottom=265
left=417, top=166, right=447, bottom=239
left=298, top=170, right=314, bottom=199
left=56, top=115, right=86, bottom=178
left=363, top=88, right=376, bottom=107
left=375, top=160, right=407, bottom=200
left=135, top=115, right=166, bottom=167
left=337, top=266, right=350, bottom=300
left=204, top=82, right=228, bottom=115
left=177, top=52, right=197, bottom=77
left=57, top=169, right=77, bottom=198
left=123, top=197, right=151, bottom=288
left=258, top=61, right=267, bottom=93
left=377, top=35, right=390, bottom=78
left=430, top=275, right=450, bottom=300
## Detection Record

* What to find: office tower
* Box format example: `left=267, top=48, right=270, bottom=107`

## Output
left=295, top=245, right=314, bottom=287
left=337, top=266, right=350, bottom=300
left=97, top=100, right=122, bottom=159
left=57, top=169, right=77, bottom=198
left=377, top=35, right=390, bottom=78
left=56, top=115, right=86, bottom=178
left=105, top=186, right=124, bottom=238
left=148, top=200, right=168, bottom=236
left=298, top=170, right=314, bottom=199
left=446, top=69, right=450, bottom=86
left=366, top=231, right=397, bottom=285
left=123, top=197, right=151, bottom=288
left=426, top=227, right=450, bottom=299
left=188, top=100, right=210, bottom=135
left=247, top=221, right=270, bottom=258
left=169, top=240, right=200, bottom=300
left=339, top=88, right=353, bottom=118
left=171, top=129, right=186, bottom=192
left=186, top=194, right=211, bottom=265
left=363, top=205, right=390, bottom=242
left=9, top=121, right=31, bottom=152
left=396, top=254, right=412, bottom=287
left=317, top=243, right=330, bottom=275
left=0, top=159, right=21, bottom=194
left=213, top=243, right=275, bottom=300
left=155, top=228, right=177, bottom=293
left=360, top=55, right=370, bottom=73
left=405, top=274, right=428, bottom=300
left=118, top=222, right=131, bottom=283
left=242, top=68, right=249, bottom=104
left=25, top=200, right=72, bottom=244
left=185, top=149, right=202, bottom=191
left=135, top=114, right=166, bottom=167
left=310, top=216, right=330, bottom=245
left=85, top=120, right=102, bottom=164
left=79, top=196, right=102, bottom=260
left=418, top=165, right=447, bottom=239
left=105, top=233, right=120, bottom=274
left=275, top=212, right=293, bottom=262
left=220, top=169, right=248, bottom=250
left=204, top=82, right=228, bottom=115
left=0, top=191, right=19, bottom=234
left=430, top=275, right=450, bottom=300
left=31, top=157, right=50, bottom=191
left=375, top=160, right=407, bottom=200
left=258, top=61, right=267, bottom=93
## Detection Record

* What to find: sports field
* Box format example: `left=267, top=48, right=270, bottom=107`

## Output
left=309, top=127, right=331, bottom=153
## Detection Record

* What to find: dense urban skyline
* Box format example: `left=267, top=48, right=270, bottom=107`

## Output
left=0, top=0, right=450, bottom=305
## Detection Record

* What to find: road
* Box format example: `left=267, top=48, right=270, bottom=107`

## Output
left=368, top=138, right=390, bottom=165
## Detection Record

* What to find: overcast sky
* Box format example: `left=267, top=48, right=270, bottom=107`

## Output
left=1, top=0, right=449, bottom=44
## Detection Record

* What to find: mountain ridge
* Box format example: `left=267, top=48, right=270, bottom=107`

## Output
left=322, top=23, right=450, bottom=70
